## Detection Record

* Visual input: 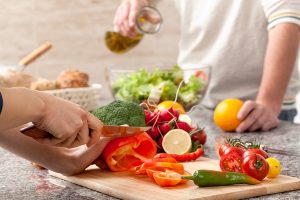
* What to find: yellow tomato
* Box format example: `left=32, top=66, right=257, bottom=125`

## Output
left=213, top=98, right=243, bottom=132
left=266, top=157, right=281, bottom=178
left=157, top=101, right=185, bottom=114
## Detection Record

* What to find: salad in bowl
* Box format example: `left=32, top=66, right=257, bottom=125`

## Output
left=106, top=65, right=210, bottom=110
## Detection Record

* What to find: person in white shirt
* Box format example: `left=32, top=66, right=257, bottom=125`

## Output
left=114, top=0, right=300, bottom=132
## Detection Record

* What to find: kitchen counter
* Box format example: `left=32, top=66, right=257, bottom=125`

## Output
left=0, top=99, right=299, bottom=200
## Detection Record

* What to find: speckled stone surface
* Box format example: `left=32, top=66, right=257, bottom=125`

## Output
left=0, top=101, right=299, bottom=200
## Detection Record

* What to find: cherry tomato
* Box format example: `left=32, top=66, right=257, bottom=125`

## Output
left=242, top=153, right=269, bottom=181
left=219, top=143, right=231, bottom=157
left=224, top=146, right=245, bottom=157
left=244, top=148, right=268, bottom=159
left=266, top=157, right=281, bottom=178
left=191, top=129, right=207, bottom=145
left=195, top=70, right=207, bottom=81
left=220, top=152, right=243, bottom=173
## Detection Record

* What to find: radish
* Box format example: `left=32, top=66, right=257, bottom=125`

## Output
left=176, top=121, right=192, bottom=132
left=159, top=108, right=176, bottom=122
left=144, top=110, right=152, bottom=124
left=172, top=109, right=180, bottom=120
left=157, top=136, right=163, bottom=149
left=159, top=123, right=171, bottom=135
left=146, top=112, right=159, bottom=126
left=147, top=126, right=160, bottom=139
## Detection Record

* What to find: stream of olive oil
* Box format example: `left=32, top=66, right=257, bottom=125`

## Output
left=105, top=31, right=144, bottom=54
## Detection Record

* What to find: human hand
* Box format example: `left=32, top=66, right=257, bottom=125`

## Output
left=34, top=93, right=102, bottom=148
left=114, top=0, right=149, bottom=38
left=236, top=100, right=279, bottom=132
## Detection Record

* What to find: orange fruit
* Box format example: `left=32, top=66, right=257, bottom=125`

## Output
left=157, top=101, right=185, bottom=114
left=213, top=98, right=244, bottom=132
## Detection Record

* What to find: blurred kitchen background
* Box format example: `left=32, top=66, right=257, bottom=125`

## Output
left=0, top=0, right=180, bottom=97
left=1, top=0, right=300, bottom=120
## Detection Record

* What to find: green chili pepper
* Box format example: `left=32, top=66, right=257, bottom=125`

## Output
left=182, top=169, right=261, bottom=187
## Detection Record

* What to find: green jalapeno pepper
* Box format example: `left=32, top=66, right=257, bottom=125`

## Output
left=182, top=169, right=261, bottom=187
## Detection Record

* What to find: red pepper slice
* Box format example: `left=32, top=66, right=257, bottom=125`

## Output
left=154, top=147, right=204, bottom=162
left=151, top=170, right=191, bottom=187
left=133, top=161, right=185, bottom=175
left=102, top=132, right=157, bottom=172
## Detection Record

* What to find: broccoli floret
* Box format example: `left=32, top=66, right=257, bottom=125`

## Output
left=92, top=100, right=146, bottom=127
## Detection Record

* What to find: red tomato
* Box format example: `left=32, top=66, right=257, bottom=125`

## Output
left=220, top=152, right=243, bottom=173
left=223, top=146, right=245, bottom=157
left=219, top=143, right=231, bottom=157
left=195, top=70, right=207, bottom=81
left=242, top=153, right=269, bottom=181
left=244, top=148, right=268, bottom=159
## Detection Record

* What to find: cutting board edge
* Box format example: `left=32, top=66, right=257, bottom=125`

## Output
left=49, top=171, right=150, bottom=200
left=49, top=170, right=300, bottom=200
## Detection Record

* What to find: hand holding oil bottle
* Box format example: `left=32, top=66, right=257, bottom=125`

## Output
left=105, top=0, right=163, bottom=54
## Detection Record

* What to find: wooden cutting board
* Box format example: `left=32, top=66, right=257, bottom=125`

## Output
left=50, top=157, right=300, bottom=200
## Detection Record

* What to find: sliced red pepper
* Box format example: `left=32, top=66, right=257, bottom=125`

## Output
left=152, top=170, right=189, bottom=187
left=102, top=132, right=157, bottom=172
left=133, top=161, right=185, bottom=175
left=154, top=147, right=204, bottom=162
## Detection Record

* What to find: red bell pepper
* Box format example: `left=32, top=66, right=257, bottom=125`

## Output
left=102, top=132, right=157, bottom=172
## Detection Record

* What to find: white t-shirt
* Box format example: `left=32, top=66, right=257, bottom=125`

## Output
left=174, top=0, right=300, bottom=109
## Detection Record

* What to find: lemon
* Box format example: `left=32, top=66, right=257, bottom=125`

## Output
left=178, top=114, right=192, bottom=125
left=162, top=129, right=192, bottom=154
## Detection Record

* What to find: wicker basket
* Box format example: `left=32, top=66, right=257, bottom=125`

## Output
left=45, top=84, right=102, bottom=111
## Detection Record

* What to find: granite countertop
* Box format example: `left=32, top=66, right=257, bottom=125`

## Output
left=0, top=99, right=299, bottom=200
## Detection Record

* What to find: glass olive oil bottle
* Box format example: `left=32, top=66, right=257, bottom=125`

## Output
left=105, top=6, right=162, bottom=54
left=105, top=32, right=144, bottom=54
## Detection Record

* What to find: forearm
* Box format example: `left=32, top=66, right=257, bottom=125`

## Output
left=0, top=87, right=46, bottom=130
left=0, top=127, right=110, bottom=175
left=256, top=23, right=300, bottom=113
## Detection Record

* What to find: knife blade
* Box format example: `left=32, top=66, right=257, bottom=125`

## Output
left=259, top=145, right=300, bottom=157
left=215, top=136, right=300, bottom=157
left=20, top=124, right=151, bottom=139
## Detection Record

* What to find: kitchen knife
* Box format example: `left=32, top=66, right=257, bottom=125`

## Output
left=21, top=124, right=151, bottom=139
left=259, top=145, right=300, bottom=157
left=215, top=135, right=300, bottom=157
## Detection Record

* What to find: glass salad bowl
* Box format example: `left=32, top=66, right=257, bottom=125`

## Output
left=105, top=65, right=211, bottom=111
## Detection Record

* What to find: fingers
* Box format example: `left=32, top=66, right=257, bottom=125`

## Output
left=119, top=2, right=131, bottom=36
left=86, top=113, right=103, bottom=147
left=114, top=0, right=139, bottom=38
left=237, top=100, right=256, bottom=121
left=58, top=133, right=78, bottom=148
left=261, top=119, right=278, bottom=131
left=129, top=0, right=139, bottom=27
left=236, top=101, right=280, bottom=133
left=68, top=120, right=90, bottom=148
left=236, top=101, right=258, bottom=132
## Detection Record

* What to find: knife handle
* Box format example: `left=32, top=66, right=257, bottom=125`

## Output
left=20, top=124, right=52, bottom=139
